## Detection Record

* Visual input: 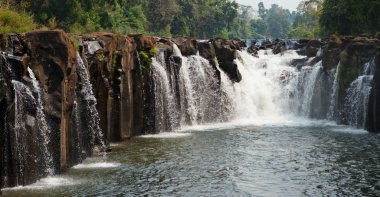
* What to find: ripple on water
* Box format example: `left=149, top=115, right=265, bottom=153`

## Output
left=331, top=127, right=369, bottom=134
left=72, top=162, right=121, bottom=169
left=139, top=132, right=192, bottom=138
left=2, top=176, right=79, bottom=190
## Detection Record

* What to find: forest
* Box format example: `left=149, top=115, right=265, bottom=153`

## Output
left=0, top=0, right=379, bottom=39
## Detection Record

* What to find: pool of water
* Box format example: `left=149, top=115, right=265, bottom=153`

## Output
left=2, top=121, right=380, bottom=196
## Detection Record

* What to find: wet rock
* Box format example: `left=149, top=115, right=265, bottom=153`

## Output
left=290, top=58, right=308, bottom=70
left=305, top=40, right=321, bottom=57
left=247, top=45, right=259, bottom=57
left=272, top=41, right=286, bottom=55
left=25, top=30, right=78, bottom=170
left=81, top=32, right=137, bottom=140
left=171, top=37, right=197, bottom=56
left=212, top=38, right=242, bottom=82
left=367, top=48, right=380, bottom=133
left=156, top=38, right=174, bottom=58
left=198, top=41, right=216, bottom=64
left=295, top=39, right=309, bottom=49
left=219, top=61, right=242, bottom=83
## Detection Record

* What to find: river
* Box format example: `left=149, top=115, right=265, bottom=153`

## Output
left=3, top=120, right=380, bottom=196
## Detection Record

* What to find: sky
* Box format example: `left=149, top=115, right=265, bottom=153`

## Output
left=235, top=0, right=302, bottom=11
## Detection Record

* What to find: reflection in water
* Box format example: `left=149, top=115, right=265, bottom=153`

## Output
left=2, top=124, right=380, bottom=197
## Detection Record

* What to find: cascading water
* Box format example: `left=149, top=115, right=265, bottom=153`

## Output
left=152, top=46, right=331, bottom=130
left=285, top=62, right=332, bottom=118
left=151, top=43, right=376, bottom=132
left=327, top=63, right=341, bottom=120
left=11, top=80, right=42, bottom=185
left=175, top=44, right=221, bottom=126
left=343, top=58, right=375, bottom=128
left=151, top=44, right=223, bottom=132
left=27, top=68, right=54, bottom=175
left=75, top=53, right=105, bottom=152
left=151, top=55, right=178, bottom=132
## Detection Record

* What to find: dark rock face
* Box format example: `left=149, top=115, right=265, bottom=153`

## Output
left=81, top=32, right=139, bottom=139
left=305, top=40, right=321, bottom=57
left=294, top=39, right=309, bottom=50
left=212, top=38, right=242, bottom=82
left=172, top=37, right=197, bottom=56
left=198, top=42, right=216, bottom=65
left=339, top=41, right=378, bottom=90
left=367, top=49, right=380, bottom=133
left=0, top=30, right=78, bottom=188
left=247, top=45, right=259, bottom=57
left=25, top=30, right=78, bottom=171
left=272, top=41, right=286, bottom=55
left=322, top=40, right=341, bottom=71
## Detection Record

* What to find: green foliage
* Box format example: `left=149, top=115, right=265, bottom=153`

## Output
left=338, top=50, right=361, bottom=89
left=149, top=47, right=159, bottom=57
left=320, top=0, right=380, bottom=36
left=266, top=4, right=292, bottom=38
left=69, top=35, right=80, bottom=51
left=0, top=8, right=37, bottom=33
left=251, top=19, right=267, bottom=38
left=0, top=0, right=257, bottom=38
left=112, top=51, right=118, bottom=68
left=138, top=50, right=152, bottom=76
left=288, top=25, right=314, bottom=39
left=136, top=47, right=158, bottom=76
left=252, top=3, right=294, bottom=39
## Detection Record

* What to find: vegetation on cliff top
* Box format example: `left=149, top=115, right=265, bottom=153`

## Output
left=0, top=0, right=379, bottom=39
left=0, top=8, right=37, bottom=33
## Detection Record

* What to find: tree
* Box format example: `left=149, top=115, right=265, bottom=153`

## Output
left=258, top=2, right=267, bottom=19
left=290, top=0, right=321, bottom=38
left=320, top=0, right=380, bottom=36
left=266, top=4, right=292, bottom=38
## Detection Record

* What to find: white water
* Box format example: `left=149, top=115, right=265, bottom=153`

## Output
left=151, top=45, right=376, bottom=133
left=151, top=58, right=178, bottom=132
left=2, top=176, right=79, bottom=190
left=11, top=80, right=30, bottom=186
left=152, top=44, right=222, bottom=132
left=343, top=58, right=375, bottom=128
left=139, top=132, right=192, bottom=138
left=27, top=67, right=54, bottom=175
left=328, top=63, right=341, bottom=120
left=152, top=46, right=335, bottom=131
left=72, top=162, right=121, bottom=169
left=76, top=53, right=105, bottom=150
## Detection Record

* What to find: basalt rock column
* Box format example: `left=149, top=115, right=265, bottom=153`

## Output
left=212, top=38, right=242, bottom=83
left=130, top=34, right=157, bottom=135
left=25, top=30, right=77, bottom=171
left=80, top=33, right=137, bottom=141
left=368, top=48, right=380, bottom=133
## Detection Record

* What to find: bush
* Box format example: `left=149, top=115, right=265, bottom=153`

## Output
left=0, top=8, right=37, bottom=33
left=288, top=26, right=314, bottom=39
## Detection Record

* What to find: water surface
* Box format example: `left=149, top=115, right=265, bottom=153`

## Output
left=3, top=122, right=380, bottom=196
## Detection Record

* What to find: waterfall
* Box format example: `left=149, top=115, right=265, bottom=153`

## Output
left=327, top=63, right=341, bottom=120
left=285, top=62, right=327, bottom=117
left=343, top=58, right=375, bottom=128
left=27, top=68, right=54, bottom=175
left=75, top=53, right=105, bottom=152
left=225, top=50, right=286, bottom=121
left=151, top=44, right=223, bottom=132
left=151, top=58, right=178, bottom=132
left=11, top=80, right=28, bottom=185
left=11, top=80, right=42, bottom=185
left=151, top=47, right=334, bottom=129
